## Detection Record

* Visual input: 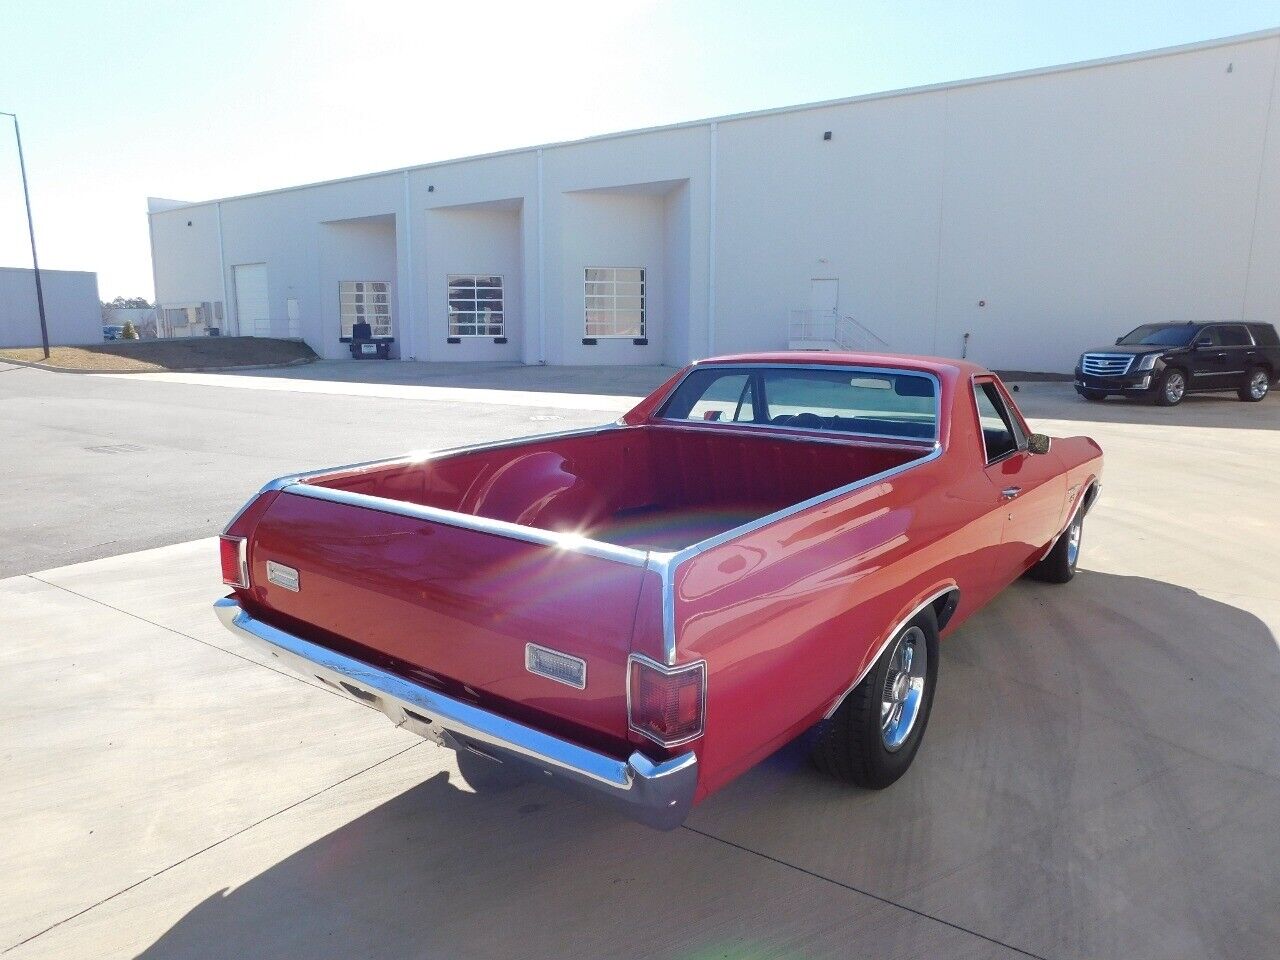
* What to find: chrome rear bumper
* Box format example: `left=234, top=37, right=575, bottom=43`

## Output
left=214, top=598, right=697, bottom=830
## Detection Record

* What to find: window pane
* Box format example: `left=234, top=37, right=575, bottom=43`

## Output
left=340, top=280, right=393, bottom=339
left=974, top=383, right=1018, bottom=461
left=585, top=268, right=613, bottom=283
left=661, top=368, right=937, bottom=439
left=449, top=276, right=476, bottom=290
left=614, top=268, right=643, bottom=283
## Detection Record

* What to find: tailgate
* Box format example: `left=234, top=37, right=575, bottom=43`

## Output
left=244, top=490, right=646, bottom=747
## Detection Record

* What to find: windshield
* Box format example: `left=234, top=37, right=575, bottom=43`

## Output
left=659, top=366, right=938, bottom=440
left=1118, top=324, right=1197, bottom=346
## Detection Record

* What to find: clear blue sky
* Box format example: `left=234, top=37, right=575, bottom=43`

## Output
left=1, top=0, right=1276, bottom=300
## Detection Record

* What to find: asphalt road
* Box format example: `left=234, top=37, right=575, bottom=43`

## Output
left=0, top=361, right=670, bottom=577
left=2, top=361, right=1279, bottom=959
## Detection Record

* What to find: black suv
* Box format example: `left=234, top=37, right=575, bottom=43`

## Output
left=1075, top=322, right=1279, bottom=406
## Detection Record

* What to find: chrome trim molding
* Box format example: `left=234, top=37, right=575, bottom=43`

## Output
left=219, top=424, right=626, bottom=536
left=626, top=653, right=708, bottom=748
left=284, top=484, right=650, bottom=568
left=822, top=585, right=957, bottom=719
left=214, top=598, right=697, bottom=830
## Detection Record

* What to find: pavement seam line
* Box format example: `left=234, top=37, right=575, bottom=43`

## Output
left=3, top=742, right=424, bottom=955
left=680, top=824, right=1053, bottom=960
left=23, top=574, right=355, bottom=705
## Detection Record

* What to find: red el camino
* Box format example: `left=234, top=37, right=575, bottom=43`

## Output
left=215, top=353, right=1102, bottom=829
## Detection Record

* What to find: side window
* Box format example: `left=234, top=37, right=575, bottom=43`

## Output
left=680, top=373, right=756, bottom=423
left=973, top=382, right=1021, bottom=463
left=1218, top=325, right=1252, bottom=347
left=1248, top=324, right=1280, bottom=347
left=1196, top=327, right=1223, bottom=347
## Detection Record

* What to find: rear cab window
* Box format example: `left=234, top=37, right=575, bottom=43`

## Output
left=659, top=366, right=939, bottom=441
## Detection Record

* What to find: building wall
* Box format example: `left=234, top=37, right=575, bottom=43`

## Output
left=0, top=268, right=101, bottom=347
left=423, top=201, right=523, bottom=361
left=148, top=31, right=1280, bottom=372
left=318, top=215, right=398, bottom=359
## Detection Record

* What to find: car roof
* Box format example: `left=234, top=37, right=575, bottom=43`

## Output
left=694, top=351, right=990, bottom=380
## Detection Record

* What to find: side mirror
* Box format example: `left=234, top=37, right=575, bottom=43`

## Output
left=1027, top=433, right=1052, bottom=455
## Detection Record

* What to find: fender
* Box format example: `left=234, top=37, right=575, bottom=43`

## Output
left=822, top=581, right=960, bottom=719
left=1036, top=478, right=1100, bottom=563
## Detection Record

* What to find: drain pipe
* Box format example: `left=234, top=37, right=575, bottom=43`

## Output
left=961, top=331, right=970, bottom=359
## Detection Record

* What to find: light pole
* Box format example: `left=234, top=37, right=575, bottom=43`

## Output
left=1, top=111, right=50, bottom=358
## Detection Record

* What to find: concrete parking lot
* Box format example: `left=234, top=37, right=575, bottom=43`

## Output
left=2, top=362, right=1278, bottom=959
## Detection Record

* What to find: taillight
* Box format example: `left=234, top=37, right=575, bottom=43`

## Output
left=219, top=535, right=248, bottom=588
left=628, top=656, right=706, bottom=747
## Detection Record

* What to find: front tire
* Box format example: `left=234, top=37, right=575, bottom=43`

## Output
left=811, top=609, right=939, bottom=789
left=1238, top=366, right=1270, bottom=403
left=1027, top=513, right=1083, bottom=583
left=1154, top=368, right=1187, bottom=406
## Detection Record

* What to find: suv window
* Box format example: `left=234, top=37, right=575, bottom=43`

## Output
left=1216, top=325, right=1253, bottom=347
left=1196, top=328, right=1223, bottom=347
left=973, top=381, right=1022, bottom=463
left=1247, top=324, right=1279, bottom=347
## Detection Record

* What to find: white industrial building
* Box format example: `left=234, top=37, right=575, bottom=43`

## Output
left=148, top=29, right=1280, bottom=373
left=0, top=267, right=101, bottom=348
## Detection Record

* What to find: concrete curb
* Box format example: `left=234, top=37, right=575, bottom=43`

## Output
left=0, top=356, right=316, bottom=375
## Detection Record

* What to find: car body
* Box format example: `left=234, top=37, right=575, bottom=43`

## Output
left=214, top=352, right=1102, bottom=829
left=102, top=325, right=124, bottom=341
left=1075, top=321, right=1280, bottom=405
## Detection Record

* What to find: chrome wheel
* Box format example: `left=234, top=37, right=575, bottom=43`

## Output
left=881, top=626, right=928, bottom=752
left=1165, top=371, right=1186, bottom=404
left=1250, top=371, right=1269, bottom=400
left=1065, top=519, right=1082, bottom=568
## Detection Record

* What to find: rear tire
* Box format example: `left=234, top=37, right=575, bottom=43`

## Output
left=1238, top=366, right=1270, bottom=403
left=1027, top=513, right=1083, bottom=583
left=1075, top=387, right=1107, bottom=402
left=811, top=609, right=939, bottom=789
left=1154, top=368, right=1186, bottom=406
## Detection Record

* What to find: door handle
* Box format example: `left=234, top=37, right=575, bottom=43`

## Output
left=1002, top=486, right=1022, bottom=500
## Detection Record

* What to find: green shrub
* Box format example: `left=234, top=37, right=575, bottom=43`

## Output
left=121, top=320, right=139, bottom=340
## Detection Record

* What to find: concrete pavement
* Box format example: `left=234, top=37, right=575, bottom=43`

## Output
left=2, top=365, right=1278, bottom=958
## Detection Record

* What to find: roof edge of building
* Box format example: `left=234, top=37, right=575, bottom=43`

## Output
left=149, top=25, right=1280, bottom=214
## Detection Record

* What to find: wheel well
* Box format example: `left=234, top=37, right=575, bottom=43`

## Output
left=931, top=588, right=960, bottom=632
left=1082, top=481, right=1100, bottom=514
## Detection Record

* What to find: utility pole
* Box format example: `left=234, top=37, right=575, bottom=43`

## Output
left=1, top=111, right=50, bottom=358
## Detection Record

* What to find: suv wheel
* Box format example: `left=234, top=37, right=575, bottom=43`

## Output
left=1238, top=367, right=1270, bottom=403
left=1154, top=368, right=1186, bottom=406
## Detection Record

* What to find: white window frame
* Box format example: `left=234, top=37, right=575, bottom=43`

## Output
left=339, top=281, right=393, bottom=340
left=447, top=274, right=505, bottom=338
left=585, top=267, right=645, bottom=339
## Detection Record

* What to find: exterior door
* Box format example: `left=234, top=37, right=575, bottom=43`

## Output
left=809, top=278, right=838, bottom=319
left=233, top=264, right=269, bottom=337
left=973, top=378, right=1066, bottom=571
left=1216, top=324, right=1255, bottom=390
left=1187, top=326, right=1230, bottom=388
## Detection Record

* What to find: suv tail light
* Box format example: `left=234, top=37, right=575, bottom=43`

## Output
left=628, top=656, right=705, bottom=747
left=219, top=535, right=248, bottom=588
